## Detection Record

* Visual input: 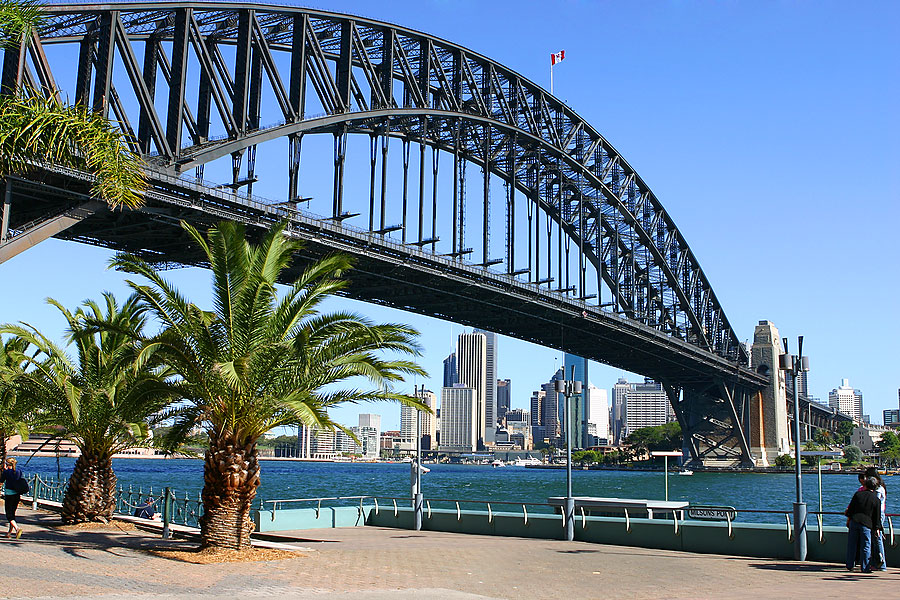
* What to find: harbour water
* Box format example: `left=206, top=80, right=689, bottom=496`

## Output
left=21, top=456, right=897, bottom=526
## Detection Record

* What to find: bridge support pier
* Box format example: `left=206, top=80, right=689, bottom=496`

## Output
left=750, top=321, right=790, bottom=466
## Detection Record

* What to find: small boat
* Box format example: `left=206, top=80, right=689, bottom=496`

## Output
left=511, top=457, right=542, bottom=467
left=491, top=459, right=506, bottom=468
left=678, top=469, right=694, bottom=476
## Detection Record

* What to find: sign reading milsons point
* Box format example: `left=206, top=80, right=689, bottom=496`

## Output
left=687, top=506, right=737, bottom=521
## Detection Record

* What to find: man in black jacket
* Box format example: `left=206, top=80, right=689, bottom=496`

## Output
left=845, top=476, right=884, bottom=572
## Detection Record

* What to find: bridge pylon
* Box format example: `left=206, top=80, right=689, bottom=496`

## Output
left=749, top=320, right=791, bottom=466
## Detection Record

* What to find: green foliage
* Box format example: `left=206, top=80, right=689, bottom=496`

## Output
left=813, top=429, right=832, bottom=446
left=0, top=335, right=35, bottom=461
left=843, top=444, right=863, bottom=465
left=0, top=94, right=147, bottom=208
left=774, top=454, right=795, bottom=468
left=571, top=450, right=598, bottom=465
left=624, top=421, right=682, bottom=454
left=112, top=220, right=429, bottom=452
left=2, top=293, right=179, bottom=459
left=836, top=421, right=855, bottom=445
left=257, top=434, right=299, bottom=449
left=0, top=0, right=44, bottom=47
left=876, top=431, right=899, bottom=452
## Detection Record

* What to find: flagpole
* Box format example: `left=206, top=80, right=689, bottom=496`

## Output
left=550, top=63, right=554, bottom=95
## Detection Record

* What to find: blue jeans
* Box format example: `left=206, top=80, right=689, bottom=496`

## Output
left=847, top=520, right=872, bottom=571
left=872, top=518, right=886, bottom=569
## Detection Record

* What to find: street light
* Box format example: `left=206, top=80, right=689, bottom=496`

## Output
left=555, top=367, right=582, bottom=542
left=779, top=336, right=810, bottom=561
left=411, top=384, right=425, bottom=531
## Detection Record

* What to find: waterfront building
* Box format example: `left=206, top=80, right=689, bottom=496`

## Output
left=380, top=430, right=402, bottom=454
left=587, top=384, right=610, bottom=445
left=851, top=424, right=889, bottom=453
left=355, top=414, right=381, bottom=459
left=621, top=378, right=673, bottom=438
left=563, top=353, right=589, bottom=449
left=828, top=379, right=863, bottom=421
left=400, top=388, right=437, bottom=450
left=439, top=385, right=477, bottom=452
left=497, top=379, right=511, bottom=425
left=458, top=331, right=493, bottom=448
left=443, top=352, right=458, bottom=387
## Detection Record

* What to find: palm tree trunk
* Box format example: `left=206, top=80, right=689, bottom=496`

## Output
left=0, top=432, right=7, bottom=467
left=199, top=434, right=260, bottom=550
left=61, top=453, right=117, bottom=524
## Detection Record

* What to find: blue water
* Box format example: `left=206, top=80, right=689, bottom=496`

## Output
left=20, top=456, right=897, bottom=526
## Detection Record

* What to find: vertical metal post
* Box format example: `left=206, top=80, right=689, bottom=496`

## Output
left=564, top=386, right=574, bottom=542
left=402, top=139, right=410, bottom=242
left=162, top=486, right=172, bottom=539
left=369, top=134, right=377, bottom=230
left=1, top=179, right=11, bottom=243
left=664, top=455, right=669, bottom=501
left=414, top=384, right=423, bottom=531
left=380, top=128, right=389, bottom=232
left=790, top=337, right=807, bottom=561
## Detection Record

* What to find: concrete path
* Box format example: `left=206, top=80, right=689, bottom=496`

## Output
left=0, top=508, right=896, bottom=599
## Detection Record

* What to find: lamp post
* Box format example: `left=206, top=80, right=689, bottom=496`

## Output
left=780, top=336, right=810, bottom=561
left=411, top=384, right=424, bottom=531
left=555, top=367, right=582, bottom=542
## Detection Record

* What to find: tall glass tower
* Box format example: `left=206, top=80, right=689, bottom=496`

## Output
left=564, top=353, right=589, bottom=449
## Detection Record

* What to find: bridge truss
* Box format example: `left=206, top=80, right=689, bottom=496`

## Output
left=0, top=2, right=769, bottom=466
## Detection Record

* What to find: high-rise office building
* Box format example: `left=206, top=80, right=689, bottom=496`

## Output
left=540, top=367, right=565, bottom=446
left=884, top=409, right=899, bottom=427
left=497, top=379, right=511, bottom=424
left=400, top=389, right=437, bottom=450
left=530, top=389, right=546, bottom=445
left=442, top=353, right=458, bottom=387
left=621, top=378, right=673, bottom=439
left=587, top=384, right=609, bottom=444
left=458, top=331, right=494, bottom=448
left=474, top=329, right=498, bottom=446
left=356, top=414, right=381, bottom=459
left=563, top=353, right=589, bottom=449
left=439, top=385, right=477, bottom=452
left=829, top=379, right=863, bottom=421
left=785, top=370, right=809, bottom=399
left=611, top=378, right=632, bottom=445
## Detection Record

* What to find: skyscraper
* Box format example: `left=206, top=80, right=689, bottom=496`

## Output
left=622, top=379, right=672, bottom=438
left=587, top=384, right=609, bottom=444
left=458, top=330, right=495, bottom=448
left=564, top=353, right=589, bottom=449
left=497, top=379, right=511, bottom=424
left=829, top=379, right=863, bottom=421
left=400, top=389, right=437, bottom=450
left=530, top=389, right=546, bottom=445
left=356, top=414, right=382, bottom=459
left=439, top=385, right=477, bottom=452
left=611, top=378, right=632, bottom=445
left=474, top=329, right=498, bottom=446
left=442, top=352, right=458, bottom=387
left=540, top=367, right=565, bottom=446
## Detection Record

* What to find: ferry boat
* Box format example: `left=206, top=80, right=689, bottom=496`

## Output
left=511, top=457, right=542, bottom=467
left=491, top=460, right=506, bottom=468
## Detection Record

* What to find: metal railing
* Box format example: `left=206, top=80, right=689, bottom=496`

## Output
left=27, top=475, right=204, bottom=535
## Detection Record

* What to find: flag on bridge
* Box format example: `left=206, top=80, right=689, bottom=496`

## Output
left=551, top=50, right=566, bottom=66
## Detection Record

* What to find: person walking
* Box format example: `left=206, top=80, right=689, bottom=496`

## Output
left=1, top=457, right=26, bottom=539
left=845, top=476, right=884, bottom=573
left=864, top=466, right=888, bottom=571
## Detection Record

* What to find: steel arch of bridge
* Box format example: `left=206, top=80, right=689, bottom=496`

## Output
left=0, top=2, right=769, bottom=466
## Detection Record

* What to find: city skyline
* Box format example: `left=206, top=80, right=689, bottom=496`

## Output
left=0, top=1, right=896, bottom=433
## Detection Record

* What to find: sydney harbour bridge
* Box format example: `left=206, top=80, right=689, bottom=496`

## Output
left=0, top=2, right=846, bottom=466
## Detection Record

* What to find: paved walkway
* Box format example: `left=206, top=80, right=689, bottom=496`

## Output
left=0, top=508, right=896, bottom=599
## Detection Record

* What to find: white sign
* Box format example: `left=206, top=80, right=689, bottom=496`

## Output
left=688, top=506, right=736, bottom=521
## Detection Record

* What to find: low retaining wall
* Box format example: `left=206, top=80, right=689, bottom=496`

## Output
left=254, top=505, right=372, bottom=532
left=366, top=507, right=899, bottom=567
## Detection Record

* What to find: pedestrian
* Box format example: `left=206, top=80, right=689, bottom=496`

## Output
left=864, top=466, right=888, bottom=571
left=133, top=497, right=156, bottom=520
left=1, top=457, right=27, bottom=539
left=845, top=476, right=883, bottom=573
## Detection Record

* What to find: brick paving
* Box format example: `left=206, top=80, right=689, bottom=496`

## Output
left=0, top=507, right=897, bottom=599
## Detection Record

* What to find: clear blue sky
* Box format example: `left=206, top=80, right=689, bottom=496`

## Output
left=2, top=0, right=898, bottom=431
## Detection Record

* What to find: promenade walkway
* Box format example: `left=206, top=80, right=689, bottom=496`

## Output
left=0, top=507, right=896, bottom=600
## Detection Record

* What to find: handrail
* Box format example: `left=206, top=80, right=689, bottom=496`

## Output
left=786, top=513, right=793, bottom=542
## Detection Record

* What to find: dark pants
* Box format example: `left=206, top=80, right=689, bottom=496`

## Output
left=847, top=520, right=873, bottom=572
left=4, top=494, right=19, bottom=522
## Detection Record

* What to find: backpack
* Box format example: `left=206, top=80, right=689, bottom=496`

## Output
left=11, top=476, right=29, bottom=495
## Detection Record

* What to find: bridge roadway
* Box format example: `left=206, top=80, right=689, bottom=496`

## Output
left=3, top=167, right=766, bottom=393
left=1, top=507, right=894, bottom=600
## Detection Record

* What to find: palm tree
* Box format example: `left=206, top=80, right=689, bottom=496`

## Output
left=112, top=220, right=428, bottom=550
left=0, top=335, right=34, bottom=465
left=0, top=0, right=146, bottom=209
left=2, top=293, right=178, bottom=523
